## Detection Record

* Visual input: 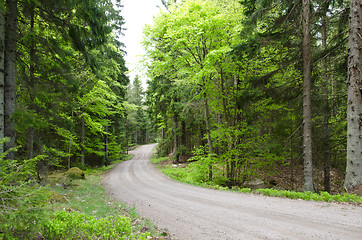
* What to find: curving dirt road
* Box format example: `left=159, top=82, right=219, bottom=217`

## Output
left=102, top=144, right=362, bottom=240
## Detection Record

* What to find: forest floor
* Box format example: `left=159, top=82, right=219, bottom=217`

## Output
left=103, top=144, right=362, bottom=240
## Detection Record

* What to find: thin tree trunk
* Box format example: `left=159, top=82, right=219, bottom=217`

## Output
left=321, top=13, right=331, bottom=193
left=4, top=0, right=18, bottom=158
left=161, top=127, right=164, bottom=146
left=173, top=112, right=179, bottom=163
left=344, top=0, right=362, bottom=192
left=68, top=110, right=74, bottom=169
left=0, top=0, right=5, bottom=153
left=302, top=0, right=314, bottom=192
left=80, top=115, right=85, bottom=168
left=203, top=78, right=213, bottom=181
left=125, top=118, right=129, bottom=154
left=27, top=6, right=36, bottom=160
left=181, top=120, right=186, bottom=150
left=105, top=123, right=109, bottom=166
left=27, top=127, right=34, bottom=159
left=68, top=138, right=72, bottom=169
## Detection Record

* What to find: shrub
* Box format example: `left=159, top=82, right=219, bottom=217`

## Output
left=0, top=147, right=49, bottom=239
left=42, top=210, right=148, bottom=239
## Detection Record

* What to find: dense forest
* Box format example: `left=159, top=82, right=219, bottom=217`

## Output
left=144, top=0, right=361, bottom=193
left=0, top=0, right=154, bottom=238
left=0, top=0, right=361, bottom=238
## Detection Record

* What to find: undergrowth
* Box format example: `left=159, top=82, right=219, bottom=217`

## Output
left=151, top=156, right=362, bottom=204
left=1, top=155, right=165, bottom=239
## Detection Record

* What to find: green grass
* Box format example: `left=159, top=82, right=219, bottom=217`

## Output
left=150, top=156, right=169, bottom=164
left=152, top=156, right=362, bottom=204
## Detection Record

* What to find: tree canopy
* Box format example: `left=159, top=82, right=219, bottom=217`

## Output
left=144, top=0, right=361, bottom=193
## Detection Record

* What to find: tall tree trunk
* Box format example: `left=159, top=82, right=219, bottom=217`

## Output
left=173, top=112, right=179, bottom=163
left=321, top=12, right=331, bottom=193
left=27, top=5, right=36, bottom=160
left=302, top=0, right=314, bottom=192
left=4, top=0, right=17, bottom=158
left=344, top=0, right=362, bottom=192
left=203, top=78, right=213, bottom=181
left=0, top=0, right=5, bottom=153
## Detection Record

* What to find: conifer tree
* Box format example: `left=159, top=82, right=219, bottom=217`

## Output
left=4, top=0, right=18, bottom=158
left=0, top=0, right=4, bottom=152
left=344, top=0, right=362, bottom=192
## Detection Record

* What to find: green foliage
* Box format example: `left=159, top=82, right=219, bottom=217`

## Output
left=13, top=0, right=130, bottom=171
left=255, top=189, right=362, bottom=203
left=0, top=145, right=49, bottom=239
left=154, top=155, right=362, bottom=204
left=42, top=210, right=148, bottom=240
left=43, top=165, right=161, bottom=239
left=144, top=0, right=353, bottom=193
left=150, top=156, right=169, bottom=164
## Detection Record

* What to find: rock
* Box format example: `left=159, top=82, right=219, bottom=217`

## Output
left=55, top=183, right=66, bottom=189
left=66, top=167, right=85, bottom=180
left=46, top=191, right=68, bottom=203
left=244, top=178, right=266, bottom=189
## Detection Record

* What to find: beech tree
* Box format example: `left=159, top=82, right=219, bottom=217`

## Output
left=145, top=0, right=358, bottom=190
left=145, top=0, right=284, bottom=185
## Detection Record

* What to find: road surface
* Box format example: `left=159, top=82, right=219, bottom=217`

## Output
left=102, top=144, right=362, bottom=240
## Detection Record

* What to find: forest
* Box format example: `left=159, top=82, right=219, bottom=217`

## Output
left=0, top=0, right=156, bottom=238
left=144, top=0, right=361, bottom=194
left=0, top=0, right=361, bottom=238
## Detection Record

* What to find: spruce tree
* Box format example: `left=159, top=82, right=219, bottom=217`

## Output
left=0, top=0, right=5, bottom=152
left=344, top=0, right=362, bottom=192
left=4, top=0, right=18, bottom=158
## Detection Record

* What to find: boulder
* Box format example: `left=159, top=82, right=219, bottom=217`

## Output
left=244, top=178, right=266, bottom=189
left=66, top=167, right=85, bottom=180
left=46, top=191, right=68, bottom=203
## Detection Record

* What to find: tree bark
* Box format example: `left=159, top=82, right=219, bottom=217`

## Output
left=4, top=0, right=17, bottom=158
left=302, top=0, right=314, bottom=192
left=344, top=0, right=362, bottom=192
left=173, top=112, right=179, bottom=163
left=80, top=115, right=85, bottom=168
left=321, top=11, right=331, bottom=193
left=105, top=123, right=109, bottom=166
left=27, top=5, right=36, bottom=160
left=203, top=78, right=213, bottom=181
left=0, top=0, right=5, bottom=153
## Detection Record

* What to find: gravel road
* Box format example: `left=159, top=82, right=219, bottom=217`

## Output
left=102, top=144, right=362, bottom=240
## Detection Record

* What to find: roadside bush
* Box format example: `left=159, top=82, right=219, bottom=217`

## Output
left=0, top=143, right=49, bottom=239
left=162, top=167, right=189, bottom=181
left=42, top=210, right=150, bottom=239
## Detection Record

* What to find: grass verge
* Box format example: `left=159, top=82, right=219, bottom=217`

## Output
left=151, top=156, right=362, bottom=205
left=42, top=159, right=169, bottom=239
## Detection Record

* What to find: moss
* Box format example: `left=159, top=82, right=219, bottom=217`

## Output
left=46, top=191, right=68, bottom=203
left=66, top=167, right=85, bottom=180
